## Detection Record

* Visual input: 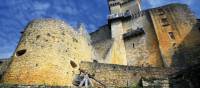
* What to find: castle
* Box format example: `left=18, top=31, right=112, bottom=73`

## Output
left=91, top=0, right=200, bottom=68
left=0, top=0, right=200, bottom=87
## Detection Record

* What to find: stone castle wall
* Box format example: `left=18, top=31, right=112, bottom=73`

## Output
left=104, top=39, right=127, bottom=65
left=91, top=3, right=200, bottom=68
left=90, top=24, right=111, bottom=44
left=124, top=12, right=163, bottom=67
left=0, top=59, right=10, bottom=78
left=0, top=3, right=200, bottom=87
left=79, top=62, right=177, bottom=87
left=122, top=14, right=144, bottom=33
left=90, top=24, right=113, bottom=63
left=150, top=4, right=200, bottom=67
left=92, top=39, right=113, bottom=62
left=1, top=19, right=93, bottom=86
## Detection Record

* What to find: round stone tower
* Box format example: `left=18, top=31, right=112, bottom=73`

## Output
left=1, top=19, right=93, bottom=86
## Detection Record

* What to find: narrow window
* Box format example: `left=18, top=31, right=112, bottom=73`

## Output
left=172, top=43, right=176, bottom=47
left=133, top=43, right=135, bottom=48
left=157, top=8, right=165, bottom=15
left=169, top=32, right=175, bottom=40
left=172, top=43, right=177, bottom=49
left=161, top=18, right=169, bottom=26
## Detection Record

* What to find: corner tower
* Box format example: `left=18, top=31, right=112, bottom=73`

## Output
left=1, top=19, right=94, bottom=86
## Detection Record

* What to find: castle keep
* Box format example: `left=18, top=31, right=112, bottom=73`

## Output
left=91, top=0, right=200, bottom=68
left=0, top=0, right=200, bottom=87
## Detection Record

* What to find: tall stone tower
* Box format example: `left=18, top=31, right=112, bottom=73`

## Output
left=149, top=4, right=200, bottom=67
left=105, top=0, right=163, bottom=67
left=104, top=0, right=142, bottom=65
left=1, top=19, right=94, bottom=86
left=108, top=0, right=141, bottom=38
left=107, top=0, right=143, bottom=65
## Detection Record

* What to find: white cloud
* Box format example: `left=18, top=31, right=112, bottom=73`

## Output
left=34, top=2, right=50, bottom=10
left=64, top=6, right=79, bottom=16
left=54, top=4, right=79, bottom=16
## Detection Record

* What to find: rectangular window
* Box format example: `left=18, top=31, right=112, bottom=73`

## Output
left=157, top=9, right=165, bottom=15
left=133, top=43, right=135, bottom=48
left=168, top=32, right=175, bottom=40
left=161, top=18, right=169, bottom=26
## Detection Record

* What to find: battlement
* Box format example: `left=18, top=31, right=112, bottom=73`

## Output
left=108, top=10, right=145, bottom=21
left=108, top=0, right=136, bottom=7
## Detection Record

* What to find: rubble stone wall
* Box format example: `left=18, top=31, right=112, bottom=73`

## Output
left=1, top=19, right=93, bottom=86
left=80, top=62, right=177, bottom=87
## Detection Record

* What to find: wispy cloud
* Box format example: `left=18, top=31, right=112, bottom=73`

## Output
left=33, top=1, right=50, bottom=10
left=64, top=6, right=79, bottom=16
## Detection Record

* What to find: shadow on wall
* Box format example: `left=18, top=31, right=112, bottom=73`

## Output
left=169, top=63, right=200, bottom=88
left=171, top=22, right=200, bottom=67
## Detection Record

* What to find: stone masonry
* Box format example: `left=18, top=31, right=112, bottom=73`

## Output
left=1, top=19, right=94, bottom=86
left=0, top=0, right=200, bottom=88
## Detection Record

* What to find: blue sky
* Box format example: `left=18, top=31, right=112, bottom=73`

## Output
left=0, top=0, right=199, bottom=59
